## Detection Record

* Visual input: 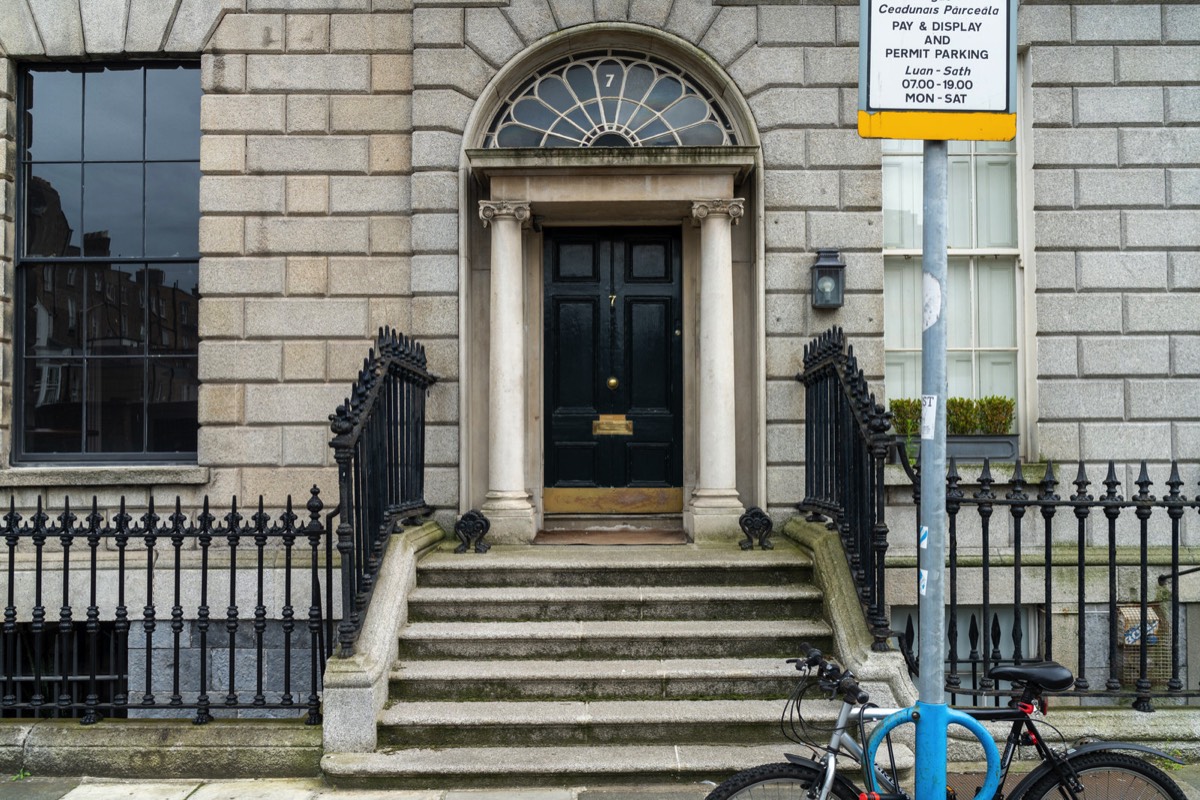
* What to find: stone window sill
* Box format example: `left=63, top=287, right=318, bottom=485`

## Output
left=0, top=466, right=210, bottom=488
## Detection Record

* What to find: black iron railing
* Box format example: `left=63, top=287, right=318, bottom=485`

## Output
left=896, top=456, right=1200, bottom=711
left=328, top=327, right=437, bottom=658
left=1, top=490, right=331, bottom=724
left=797, top=327, right=894, bottom=650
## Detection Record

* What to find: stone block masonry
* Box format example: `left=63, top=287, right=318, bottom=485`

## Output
left=0, top=0, right=1194, bottom=535
left=195, top=8, right=415, bottom=506
left=1030, top=6, right=1200, bottom=467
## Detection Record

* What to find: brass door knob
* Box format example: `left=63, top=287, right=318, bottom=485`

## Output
left=607, top=376, right=619, bottom=390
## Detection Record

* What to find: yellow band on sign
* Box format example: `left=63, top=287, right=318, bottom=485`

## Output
left=858, top=110, right=1016, bottom=141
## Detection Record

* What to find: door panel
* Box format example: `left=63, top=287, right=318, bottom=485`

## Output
left=544, top=227, right=682, bottom=511
left=627, top=299, right=670, bottom=410
left=552, top=298, right=599, bottom=410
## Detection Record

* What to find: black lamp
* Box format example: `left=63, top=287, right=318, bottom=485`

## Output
left=811, top=248, right=846, bottom=309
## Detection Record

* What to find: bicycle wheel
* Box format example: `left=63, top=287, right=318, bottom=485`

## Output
left=1016, top=751, right=1187, bottom=800
left=704, top=761, right=861, bottom=800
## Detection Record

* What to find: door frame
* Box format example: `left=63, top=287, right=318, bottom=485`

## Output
left=462, top=149, right=765, bottom=535
left=540, top=225, right=686, bottom=515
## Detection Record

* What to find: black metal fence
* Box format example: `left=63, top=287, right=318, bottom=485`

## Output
left=796, top=327, right=894, bottom=650
left=329, top=326, right=437, bottom=657
left=799, top=327, right=1200, bottom=710
left=1, top=491, right=332, bottom=724
left=1, top=327, right=439, bottom=723
left=897, top=457, right=1200, bottom=711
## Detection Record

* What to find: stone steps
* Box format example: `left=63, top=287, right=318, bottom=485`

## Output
left=415, top=545, right=813, bottom=588
left=342, top=540, right=834, bottom=788
left=397, top=619, right=833, bottom=660
left=387, top=657, right=812, bottom=702
left=324, top=743, right=915, bottom=789
left=325, top=743, right=917, bottom=789
left=376, top=698, right=843, bottom=747
left=408, top=584, right=824, bottom=622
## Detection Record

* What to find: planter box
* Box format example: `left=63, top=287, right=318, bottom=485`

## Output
left=947, top=434, right=1019, bottom=462
left=890, top=435, right=1019, bottom=465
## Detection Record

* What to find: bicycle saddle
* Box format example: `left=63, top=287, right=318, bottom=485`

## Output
left=988, top=661, right=1074, bottom=692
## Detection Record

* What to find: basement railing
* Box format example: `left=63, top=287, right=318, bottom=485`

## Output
left=0, top=490, right=332, bottom=724
left=801, top=327, right=1200, bottom=709
left=328, top=327, right=438, bottom=658
left=0, top=328, right=439, bottom=722
left=896, top=456, right=1200, bottom=711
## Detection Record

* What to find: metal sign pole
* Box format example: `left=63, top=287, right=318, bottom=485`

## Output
left=915, top=138, right=949, bottom=800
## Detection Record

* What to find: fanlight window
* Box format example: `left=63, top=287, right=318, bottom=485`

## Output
left=484, top=51, right=737, bottom=148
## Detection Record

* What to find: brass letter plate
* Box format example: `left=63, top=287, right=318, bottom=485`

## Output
left=593, top=414, right=633, bottom=436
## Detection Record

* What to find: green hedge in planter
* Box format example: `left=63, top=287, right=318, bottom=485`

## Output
left=890, top=398, right=920, bottom=438
left=977, top=395, right=1016, bottom=435
left=889, top=396, right=1016, bottom=436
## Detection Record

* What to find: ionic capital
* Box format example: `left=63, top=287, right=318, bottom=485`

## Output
left=479, top=200, right=532, bottom=228
left=691, top=199, right=745, bottom=225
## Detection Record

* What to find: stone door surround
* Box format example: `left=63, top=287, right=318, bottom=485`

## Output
left=468, top=148, right=756, bottom=543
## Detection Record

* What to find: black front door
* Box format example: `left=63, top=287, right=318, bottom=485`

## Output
left=543, top=227, right=683, bottom=514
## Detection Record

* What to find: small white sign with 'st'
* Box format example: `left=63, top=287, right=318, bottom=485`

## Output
left=920, top=394, right=937, bottom=440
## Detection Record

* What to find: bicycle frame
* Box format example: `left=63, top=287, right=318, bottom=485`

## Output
left=811, top=702, right=904, bottom=800
left=809, top=701, right=1056, bottom=800
left=782, top=649, right=1186, bottom=800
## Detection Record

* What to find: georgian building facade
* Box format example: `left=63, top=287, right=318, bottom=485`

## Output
left=0, top=0, right=1196, bottom=540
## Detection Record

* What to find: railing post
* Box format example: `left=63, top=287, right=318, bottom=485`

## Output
left=1006, top=462, right=1027, bottom=665
left=58, top=499, right=77, bottom=710
left=195, top=497, right=214, bottom=725
left=1071, top=464, right=1092, bottom=692
left=306, top=487, right=325, bottom=725
left=1166, top=463, right=1184, bottom=693
left=1102, top=462, right=1122, bottom=692
left=331, top=426, right=357, bottom=659
left=1132, top=463, right=1154, bottom=712
left=946, top=461, right=962, bottom=696
left=2, top=501, right=19, bottom=712
left=30, top=499, right=48, bottom=709
left=83, top=499, right=104, bottom=724
left=1038, top=463, right=1058, bottom=662
left=975, top=462, right=995, bottom=694
left=140, top=500, right=159, bottom=708
left=868, top=402, right=892, bottom=651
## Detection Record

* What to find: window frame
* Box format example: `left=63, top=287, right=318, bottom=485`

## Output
left=13, top=61, right=201, bottom=466
left=882, top=138, right=1025, bottom=434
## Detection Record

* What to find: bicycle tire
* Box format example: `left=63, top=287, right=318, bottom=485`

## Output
left=704, top=761, right=861, bottom=800
left=1014, top=751, right=1187, bottom=800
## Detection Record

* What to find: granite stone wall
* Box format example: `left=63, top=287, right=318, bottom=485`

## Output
left=0, top=0, right=1195, bottom=524
left=1025, top=4, right=1200, bottom=486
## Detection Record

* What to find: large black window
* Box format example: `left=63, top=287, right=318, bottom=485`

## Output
left=17, top=65, right=200, bottom=461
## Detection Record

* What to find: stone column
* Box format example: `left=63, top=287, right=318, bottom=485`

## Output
left=690, top=199, right=745, bottom=540
left=478, top=200, right=536, bottom=543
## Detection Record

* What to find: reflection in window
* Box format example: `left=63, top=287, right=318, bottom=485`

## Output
left=484, top=51, right=737, bottom=148
left=17, top=64, right=200, bottom=460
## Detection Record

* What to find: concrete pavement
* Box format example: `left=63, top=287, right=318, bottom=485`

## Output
left=0, top=777, right=720, bottom=800
left=4, top=768, right=1200, bottom=800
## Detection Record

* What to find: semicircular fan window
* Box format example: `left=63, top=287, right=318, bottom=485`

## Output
left=484, top=51, right=737, bottom=148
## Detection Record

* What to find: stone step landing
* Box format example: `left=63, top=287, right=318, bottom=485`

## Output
left=376, top=698, right=843, bottom=747
left=408, top=584, right=824, bottom=621
left=323, top=743, right=915, bottom=789
left=386, top=656, right=815, bottom=702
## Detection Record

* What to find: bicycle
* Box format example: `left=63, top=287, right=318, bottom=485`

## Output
left=704, top=643, right=1186, bottom=800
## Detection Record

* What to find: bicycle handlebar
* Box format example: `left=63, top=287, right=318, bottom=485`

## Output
left=790, top=641, right=824, bottom=669
left=790, top=643, right=870, bottom=705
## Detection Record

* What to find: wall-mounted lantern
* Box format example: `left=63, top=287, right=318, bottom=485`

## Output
left=811, top=248, right=846, bottom=309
